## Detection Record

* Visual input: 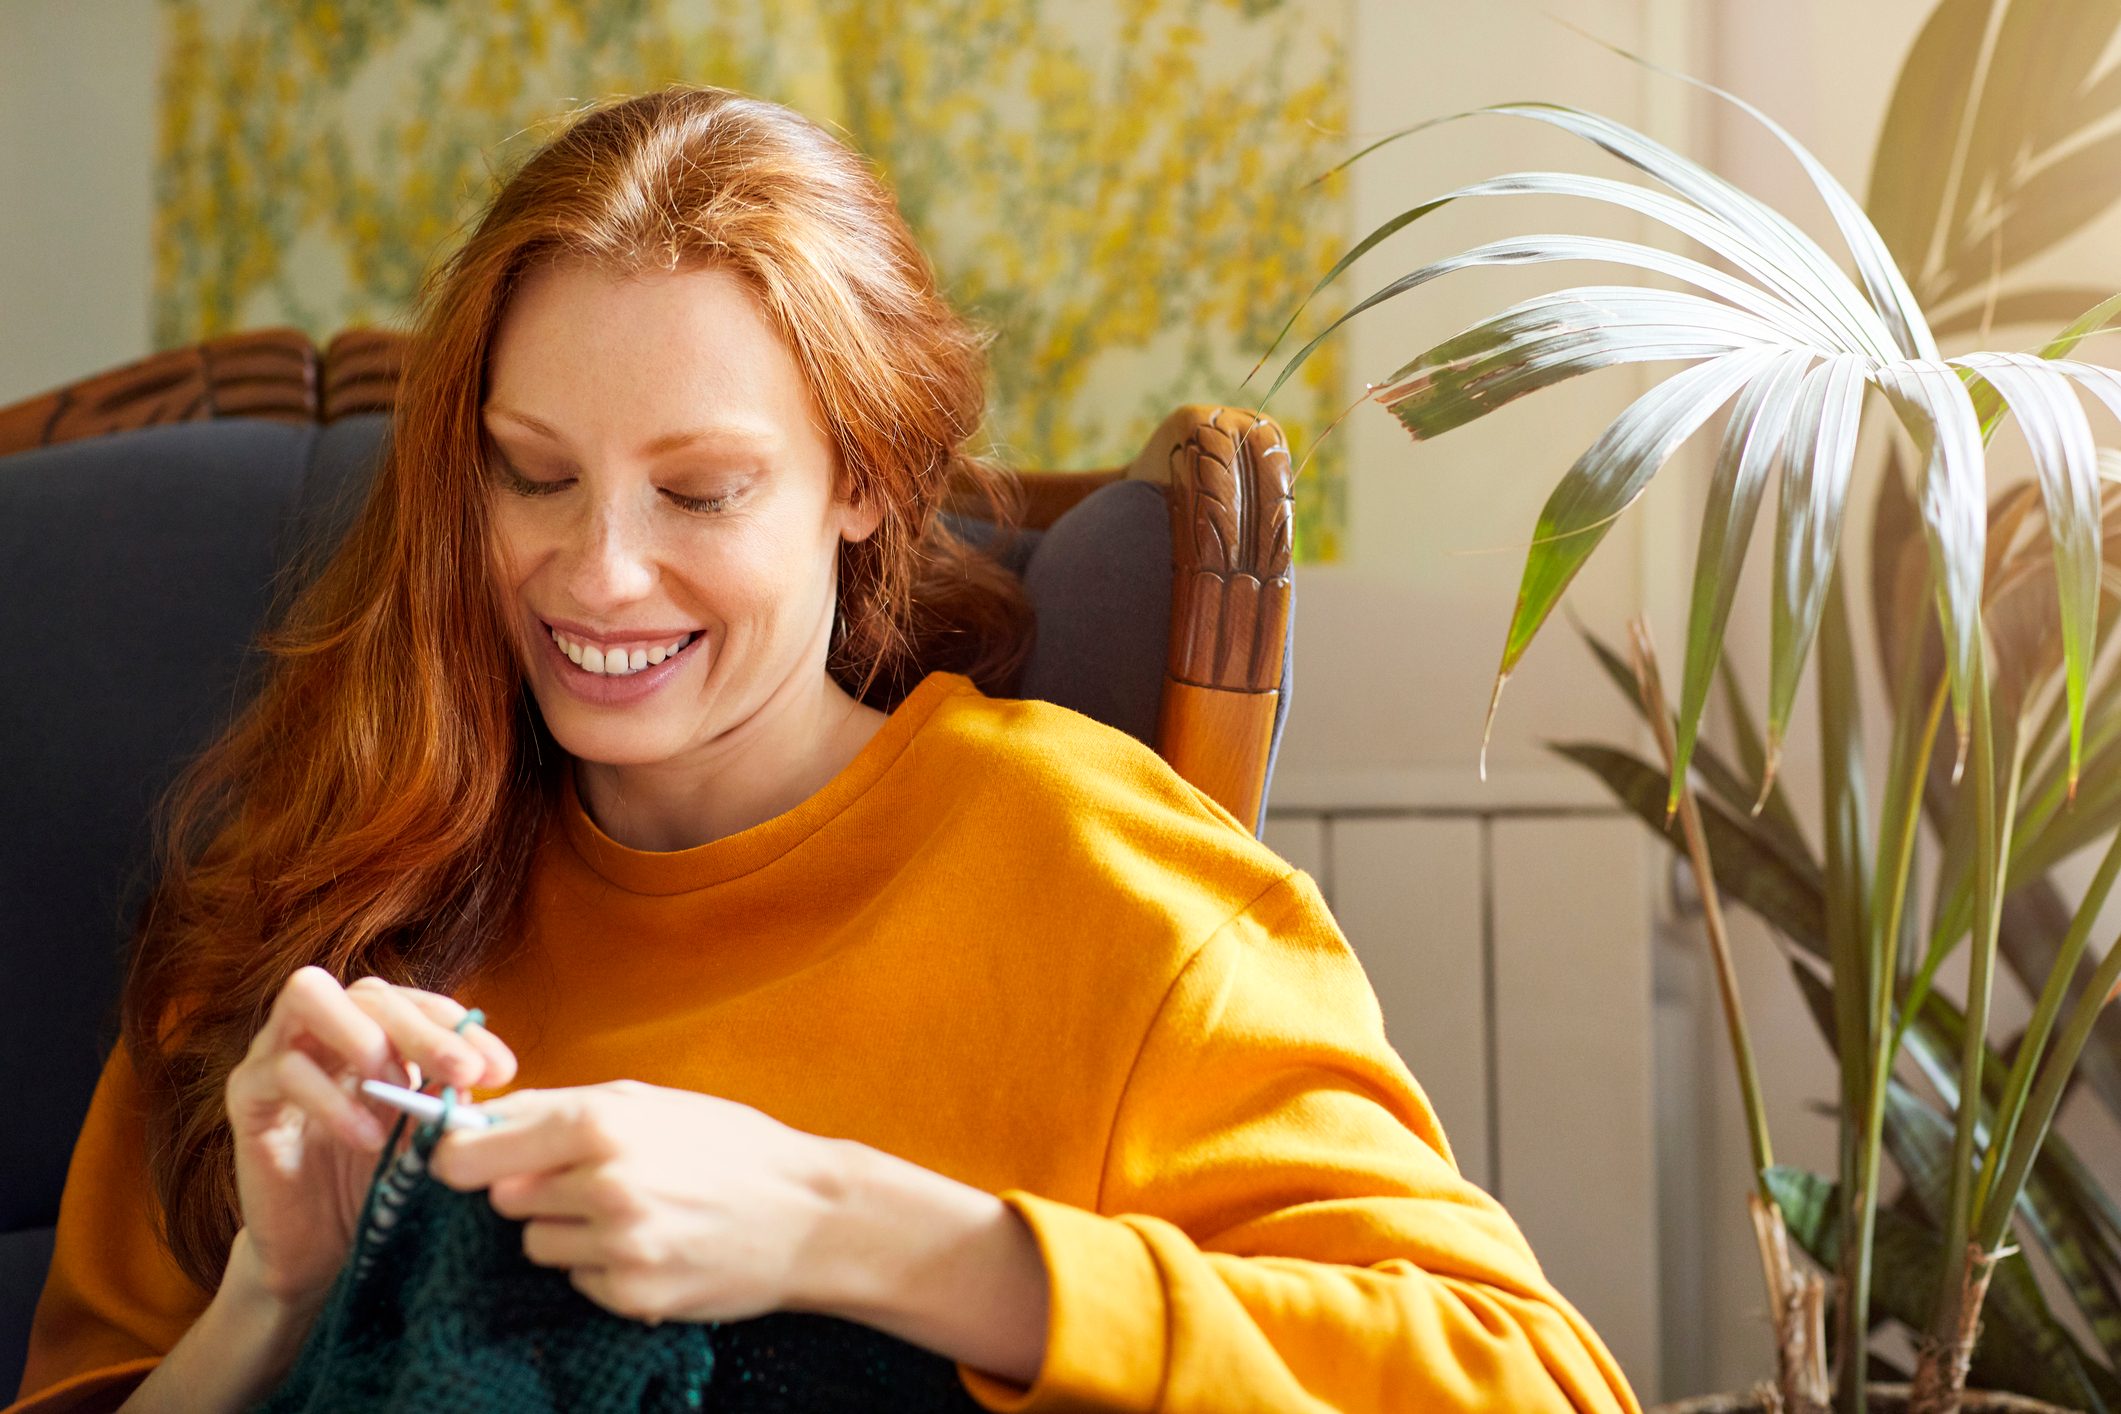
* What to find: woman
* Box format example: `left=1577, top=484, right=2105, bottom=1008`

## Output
left=11, top=85, right=1641, bottom=1413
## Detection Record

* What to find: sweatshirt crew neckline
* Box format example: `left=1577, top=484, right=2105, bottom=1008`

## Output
left=559, top=669, right=972, bottom=896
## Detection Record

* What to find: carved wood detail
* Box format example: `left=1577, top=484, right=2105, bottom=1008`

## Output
left=0, top=329, right=320, bottom=455
left=1158, top=407, right=1294, bottom=694
left=321, top=328, right=409, bottom=421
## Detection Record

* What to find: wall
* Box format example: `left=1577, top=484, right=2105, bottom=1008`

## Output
left=0, top=0, right=159, bottom=409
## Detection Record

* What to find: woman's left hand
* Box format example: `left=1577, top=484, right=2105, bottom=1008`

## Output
left=427, top=1079, right=853, bottom=1326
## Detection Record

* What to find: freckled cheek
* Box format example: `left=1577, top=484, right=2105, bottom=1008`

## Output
left=686, top=532, right=824, bottom=633
left=483, top=525, right=543, bottom=653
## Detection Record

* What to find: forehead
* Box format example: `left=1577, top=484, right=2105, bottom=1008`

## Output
left=483, top=260, right=823, bottom=452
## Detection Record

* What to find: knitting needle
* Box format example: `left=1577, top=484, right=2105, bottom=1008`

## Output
left=358, top=1077, right=501, bottom=1131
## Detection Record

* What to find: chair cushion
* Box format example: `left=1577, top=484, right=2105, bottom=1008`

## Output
left=0, top=419, right=315, bottom=1238
left=0, top=1227, right=56, bottom=1399
left=1013, top=479, right=1172, bottom=748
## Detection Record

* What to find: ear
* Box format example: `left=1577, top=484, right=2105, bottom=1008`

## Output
left=837, top=481, right=885, bottom=545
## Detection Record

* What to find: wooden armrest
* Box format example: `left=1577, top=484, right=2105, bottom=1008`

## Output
left=1129, top=406, right=1294, bottom=832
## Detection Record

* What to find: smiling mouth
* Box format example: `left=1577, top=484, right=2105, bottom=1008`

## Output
left=543, top=620, right=704, bottom=676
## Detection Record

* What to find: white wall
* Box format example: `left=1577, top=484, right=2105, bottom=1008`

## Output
left=0, top=0, right=159, bottom=407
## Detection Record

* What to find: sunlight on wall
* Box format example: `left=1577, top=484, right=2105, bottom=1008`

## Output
left=154, top=0, right=1353, bottom=559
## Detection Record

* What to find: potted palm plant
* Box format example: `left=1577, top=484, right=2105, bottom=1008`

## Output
left=1257, top=5, right=2121, bottom=1412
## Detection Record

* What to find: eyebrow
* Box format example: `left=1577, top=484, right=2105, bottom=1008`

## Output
left=482, top=405, right=778, bottom=458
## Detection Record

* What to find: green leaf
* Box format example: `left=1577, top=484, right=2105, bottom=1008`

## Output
left=1766, top=356, right=1870, bottom=776
left=1899, top=988, right=2121, bottom=1377
left=1573, top=624, right=1816, bottom=876
left=1567, top=33, right=1938, bottom=361
left=1718, top=656, right=1809, bottom=848
left=1968, top=294, right=2121, bottom=432
left=1252, top=204, right=1841, bottom=404
left=1486, top=349, right=1783, bottom=763
left=1370, top=287, right=1794, bottom=444
left=1548, top=740, right=1827, bottom=956
left=1670, top=350, right=1815, bottom=819
left=1952, top=352, right=2104, bottom=794
left=1881, top=1083, right=2117, bottom=1411
left=1873, top=360, right=1988, bottom=769
left=1259, top=99, right=1901, bottom=402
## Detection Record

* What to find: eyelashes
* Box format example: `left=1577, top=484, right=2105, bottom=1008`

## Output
left=489, top=458, right=735, bottom=515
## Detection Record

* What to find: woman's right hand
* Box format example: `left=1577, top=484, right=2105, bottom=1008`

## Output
left=221, top=966, right=518, bottom=1311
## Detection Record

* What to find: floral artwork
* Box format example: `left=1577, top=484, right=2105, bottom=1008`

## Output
left=156, top=0, right=1352, bottom=558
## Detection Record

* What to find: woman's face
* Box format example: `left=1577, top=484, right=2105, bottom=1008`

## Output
left=481, top=259, right=881, bottom=768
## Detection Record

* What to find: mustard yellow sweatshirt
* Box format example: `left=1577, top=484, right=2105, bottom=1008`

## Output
left=12, top=669, right=1641, bottom=1413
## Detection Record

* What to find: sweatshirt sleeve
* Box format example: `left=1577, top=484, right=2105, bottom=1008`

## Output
left=954, top=868, right=1643, bottom=1414
left=7, top=1041, right=211, bottom=1413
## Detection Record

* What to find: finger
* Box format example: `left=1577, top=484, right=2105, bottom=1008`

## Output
left=488, top=1165, right=631, bottom=1222
left=429, top=1093, right=604, bottom=1190
left=344, top=977, right=491, bottom=1090
left=379, top=988, right=518, bottom=1089
left=521, top=1216, right=602, bottom=1270
left=253, top=967, right=400, bottom=1087
left=569, top=1267, right=661, bottom=1325
left=230, top=1046, right=388, bottom=1151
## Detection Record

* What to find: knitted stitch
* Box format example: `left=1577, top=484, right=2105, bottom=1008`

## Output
left=250, top=1100, right=986, bottom=1412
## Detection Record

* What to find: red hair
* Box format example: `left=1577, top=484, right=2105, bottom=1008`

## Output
left=121, top=83, right=1031, bottom=1289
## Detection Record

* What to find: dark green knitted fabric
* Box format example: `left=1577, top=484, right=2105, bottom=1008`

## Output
left=250, top=1110, right=987, bottom=1413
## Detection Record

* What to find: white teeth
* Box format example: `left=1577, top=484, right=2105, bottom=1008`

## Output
left=547, top=626, right=697, bottom=676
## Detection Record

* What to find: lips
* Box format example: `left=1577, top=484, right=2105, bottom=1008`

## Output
left=532, top=611, right=705, bottom=705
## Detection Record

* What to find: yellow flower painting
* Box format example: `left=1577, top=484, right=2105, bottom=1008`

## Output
left=156, top=0, right=1351, bottom=558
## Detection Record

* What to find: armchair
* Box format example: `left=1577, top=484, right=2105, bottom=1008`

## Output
left=0, top=327, right=1295, bottom=1395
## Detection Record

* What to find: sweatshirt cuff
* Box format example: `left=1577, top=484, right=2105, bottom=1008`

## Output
left=956, top=1190, right=1168, bottom=1412
left=5, top=1358, right=159, bottom=1414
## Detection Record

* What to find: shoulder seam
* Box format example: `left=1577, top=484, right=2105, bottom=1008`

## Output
left=1088, top=865, right=1303, bottom=1214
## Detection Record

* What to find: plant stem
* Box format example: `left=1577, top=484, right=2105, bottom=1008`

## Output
left=1846, top=664, right=1947, bottom=1412
left=1818, top=570, right=1874, bottom=1411
left=1627, top=621, right=1778, bottom=1186
left=1926, top=649, right=2025, bottom=1387
left=1630, top=619, right=1828, bottom=1411
left=1974, top=911, right=2121, bottom=1256
left=1970, top=825, right=2121, bottom=1225
left=1909, top=1244, right=2000, bottom=1414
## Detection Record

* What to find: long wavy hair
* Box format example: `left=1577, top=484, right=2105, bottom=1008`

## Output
left=121, top=83, right=1033, bottom=1290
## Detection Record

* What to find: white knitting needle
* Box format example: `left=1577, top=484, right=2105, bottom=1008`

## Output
left=359, top=1077, right=500, bottom=1132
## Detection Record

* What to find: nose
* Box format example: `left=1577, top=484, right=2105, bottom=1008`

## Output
left=562, top=495, right=657, bottom=610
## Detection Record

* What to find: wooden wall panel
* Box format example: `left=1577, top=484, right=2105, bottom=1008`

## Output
left=1491, top=815, right=1660, bottom=1391
left=1258, top=813, right=1328, bottom=897
left=1327, top=817, right=1492, bottom=1194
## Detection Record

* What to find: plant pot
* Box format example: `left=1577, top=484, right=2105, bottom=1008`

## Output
left=1651, top=1386, right=2083, bottom=1414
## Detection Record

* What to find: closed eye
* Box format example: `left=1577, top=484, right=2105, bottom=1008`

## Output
left=492, top=460, right=737, bottom=516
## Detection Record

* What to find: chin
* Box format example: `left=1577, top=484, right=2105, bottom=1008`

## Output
left=547, top=720, right=692, bottom=769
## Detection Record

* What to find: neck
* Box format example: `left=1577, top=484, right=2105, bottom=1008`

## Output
left=572, top=666, right=888, bottom=852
